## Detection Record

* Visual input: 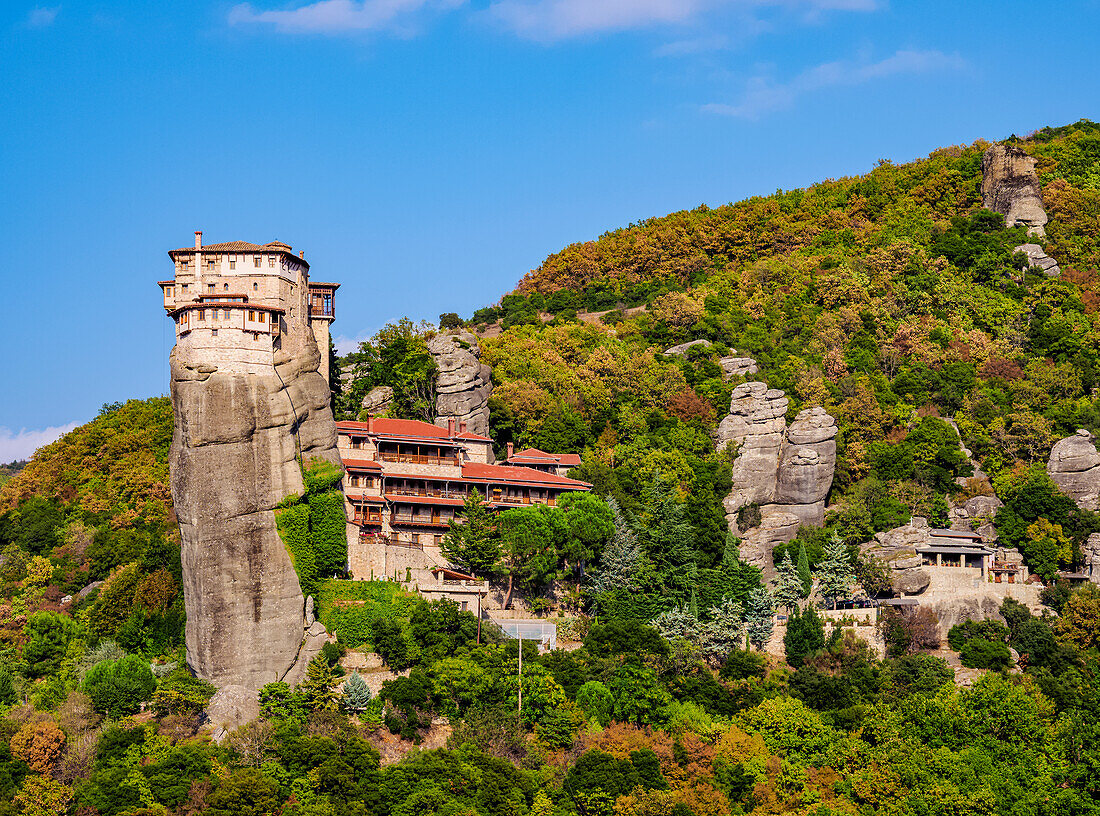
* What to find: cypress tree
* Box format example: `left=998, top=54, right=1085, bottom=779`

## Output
left=773, top=551, right=803, bottom=614
left=816, top=532, right=856, bottom=610
left=796, top=539, right=812, bottom=598
left=744, top=587, right=775, bottom=650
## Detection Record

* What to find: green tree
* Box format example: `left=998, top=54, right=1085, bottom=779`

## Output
left=340, top=672, right=372, bottom=714
left=700, top=598, right=745, bottom=665
left=637, top=479, right=698, bottom=606
left=784, top=606, right=825, bottom=668
left=497, top=505, right=555, bottom=608
left=816, top=532, right=855, bottom=609
left=744, top=587, right=775, bottom=650
left=609, top=663, right=671, bottom=726
left=300, top=655, right=339, bottom=712
left=576, top=680, right=614, bottom=726
left=441, top=489, right=500, bottom=577
left=589, top=497, right=640, bottom=596
left=796, top=539, right=812, bottom=597
left=558, top=492, right=614, bottom=592
left=23, top=611, right=80, bottom=678
left=82, top=655, right=156, bottom=719
left=204, top=768, right=280, bottom=816
left=773, top=550, right=803, bottom=613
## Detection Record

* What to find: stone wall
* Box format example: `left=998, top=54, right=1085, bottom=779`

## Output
left=170, top=280, right=339, bottom=689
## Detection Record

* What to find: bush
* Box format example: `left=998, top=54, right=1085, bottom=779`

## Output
left=719, top=649, right=767, bottom=681
left=575, top=680, right=614, bottom=726
left=959, top=638, right=1013, bottom=670
left=82, top=655, right=156, bottom=719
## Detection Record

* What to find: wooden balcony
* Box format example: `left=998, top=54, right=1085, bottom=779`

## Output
left=391, top=514, right=451, bottom=529
left=388, top=487, right=467, bottom=500
left=378, top=452, right=460, bottom=466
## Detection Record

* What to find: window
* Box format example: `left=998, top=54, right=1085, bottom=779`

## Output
left=257, top=312, right=265, bottom=323
left=181, top=283, right=188, bottom=292
left=248, top=310, right=255, bottom=321
left=208, top=283, right=215, bottom=292
left=198, top=310, right=205, bottom=321
left=211, top=329, right=218, bottom=336
left=268, top=256, right=275, bottom=268
left=253, top=282, right=259, bottom=290
left=434, top=534, right=443, bottom=547
left=229, top=256, right=236, bottom=270
left=165, top=286, right=173, bottom=297
left=223, top=282, right=229, bottom=291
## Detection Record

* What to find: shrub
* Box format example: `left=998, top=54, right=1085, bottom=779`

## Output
left=720, top=649, right=767, bottom=681
left=82, top=655, right=156, bottom=719
left=575, top=680, right=614, bottom=726
left=959, top=638, right=1013, bottom=670
left=10, top=720, right=66, bottom=774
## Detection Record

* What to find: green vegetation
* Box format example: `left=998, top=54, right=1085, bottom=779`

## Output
left=8, top=122, right=1100, bottom=814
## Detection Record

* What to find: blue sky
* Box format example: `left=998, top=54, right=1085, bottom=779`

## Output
left=0, top=0, right=1097, bottom=460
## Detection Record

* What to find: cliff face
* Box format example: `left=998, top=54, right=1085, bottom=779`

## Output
left=170, top=294, right=339, bottom=689
left=716, top=383, right=837, bottom=574
left=1047, top=429, right=1100, bottom=512
left=981, top=144, right=1048, bottom=235
left=429, top=331, right=493, bottom=437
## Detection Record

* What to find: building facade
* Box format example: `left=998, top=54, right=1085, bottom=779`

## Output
left=159, top=232, right=338, bottom=381
left=336, top=417, right=591, bottom=590
left=503, top=444, right=582, bottom=477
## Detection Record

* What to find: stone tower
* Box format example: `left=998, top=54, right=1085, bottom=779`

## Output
left=160, top=232, right=341, bottom=689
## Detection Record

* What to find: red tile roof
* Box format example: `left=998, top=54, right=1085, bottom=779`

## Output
left=507, top=447, right=582, bottom=466
left=341, top=458, right=382, bottom=471
left=339, top=418, right=450, bottom=438
left=455, top=431, right=493, bottom=442
left=461, top=462, right=591, bottom=489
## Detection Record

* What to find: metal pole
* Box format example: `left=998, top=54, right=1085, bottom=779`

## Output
left=517, top=634, right=522, bottom=722
left=477, top=590, right=482, bottom=645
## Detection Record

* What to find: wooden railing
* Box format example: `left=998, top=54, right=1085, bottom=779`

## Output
left=391, top=514, right=450, bottom=528
left=379, top=453, right=460, bottom=466
left=388, top=487, right=466, bottom=500
left=353, top=514, right=382, bottom=525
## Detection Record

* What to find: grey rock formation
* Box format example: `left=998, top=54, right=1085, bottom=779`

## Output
left=719, top=356, right=759, bottom=380
left=1014, top=243, right=1061, bottom=277
left=717, top=384, right=838, bottom=572
left=892, top=569, right=931, bottom=595
left=207, top=685, right=260, bottom=735
left=170, top=291, right=337, bottom=689
left=663, top=339, right=712, bottom=356
left=1047, top=430, right=1100, bottom=511
left=718, top=383, right=788, bottom=513
left=982, top=144, right=1048, bottom=236
left=361, top=385, right=394, bottom=413
left=1083, top=533, right=1100, bottom=585
left=429, top=331, right=492, bottom=438
left=739, top=511, right=802, bottom=575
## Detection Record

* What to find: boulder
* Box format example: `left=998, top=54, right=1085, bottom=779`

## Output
left=361, top=385, right=393, bottom=413
left=663, top=339, right=711, bottom=356
left=1014, top=243, right=1061, bottom=277
left=892, top=569, right=931, bottom=595
left=170, top=281, right=337, bottom=690
left=981, top=144, right=1048, bottom=236
left=719, top=356, right=759, bottom=380
left=774, top=407, right=838, bottom=522
left=1083, top=533, right=1100, bottom=586
left=207, top=684, right=260, bottom=734
left=1047, top=430, right=1100, bottom=511
left=428, top=331, right=492, bottom=437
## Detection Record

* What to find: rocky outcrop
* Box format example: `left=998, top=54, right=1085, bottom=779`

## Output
left=1083, top=533, right=1100, bottom=586
left=662, top=340, right=758, bottom=380
left=738, top=512, right=801, bottom=574
left=170, top=291, right=337, bottom=689
left=361, top=385, right=393, bottom=413
left=663, top=339, right=712, bottom=357
left=719, top=356, right=759, bottom=379
left=949, top=494, right=1003, bottom=542
left=1014, top=243, right=1061, bottom=277
left=428, top=331, right=492, bottom=438
left=1047, top=430, right=1100, bottom=511
left=982, top=144, right=1048, bottom=236
left=717, top=384, right=838, bottom=573
left=207, top=685, right=260, bottom=742
left=862, top=518, right=929, bottom=595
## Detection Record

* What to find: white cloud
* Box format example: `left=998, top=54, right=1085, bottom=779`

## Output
left=488, top=0, right=876, bottom=40
left=703, top=49, right=965, bottom=119
left=228, top=0, right=466, bottom=34
left=0, top=422, right=79, bottom=464
left=26, top=6, right=60, bottom=27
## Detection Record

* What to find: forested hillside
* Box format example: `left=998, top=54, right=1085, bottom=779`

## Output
left=3, top=122, right=1100, bottom=815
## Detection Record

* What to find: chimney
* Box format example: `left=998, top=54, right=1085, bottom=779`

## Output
left=194, top=231, right=202, bottom=250
left=366, top=415, right=373, bottom=433
left=447, top=418, right=456, bottom=436
left=506, top=442, right=514, bottom=459
left=459, top=421, right=467, bottom=434
left=299, top=250, right=304, bottom=259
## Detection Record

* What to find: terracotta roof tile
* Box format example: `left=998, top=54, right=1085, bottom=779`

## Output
left=461, top=462, right=591, bottom=489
